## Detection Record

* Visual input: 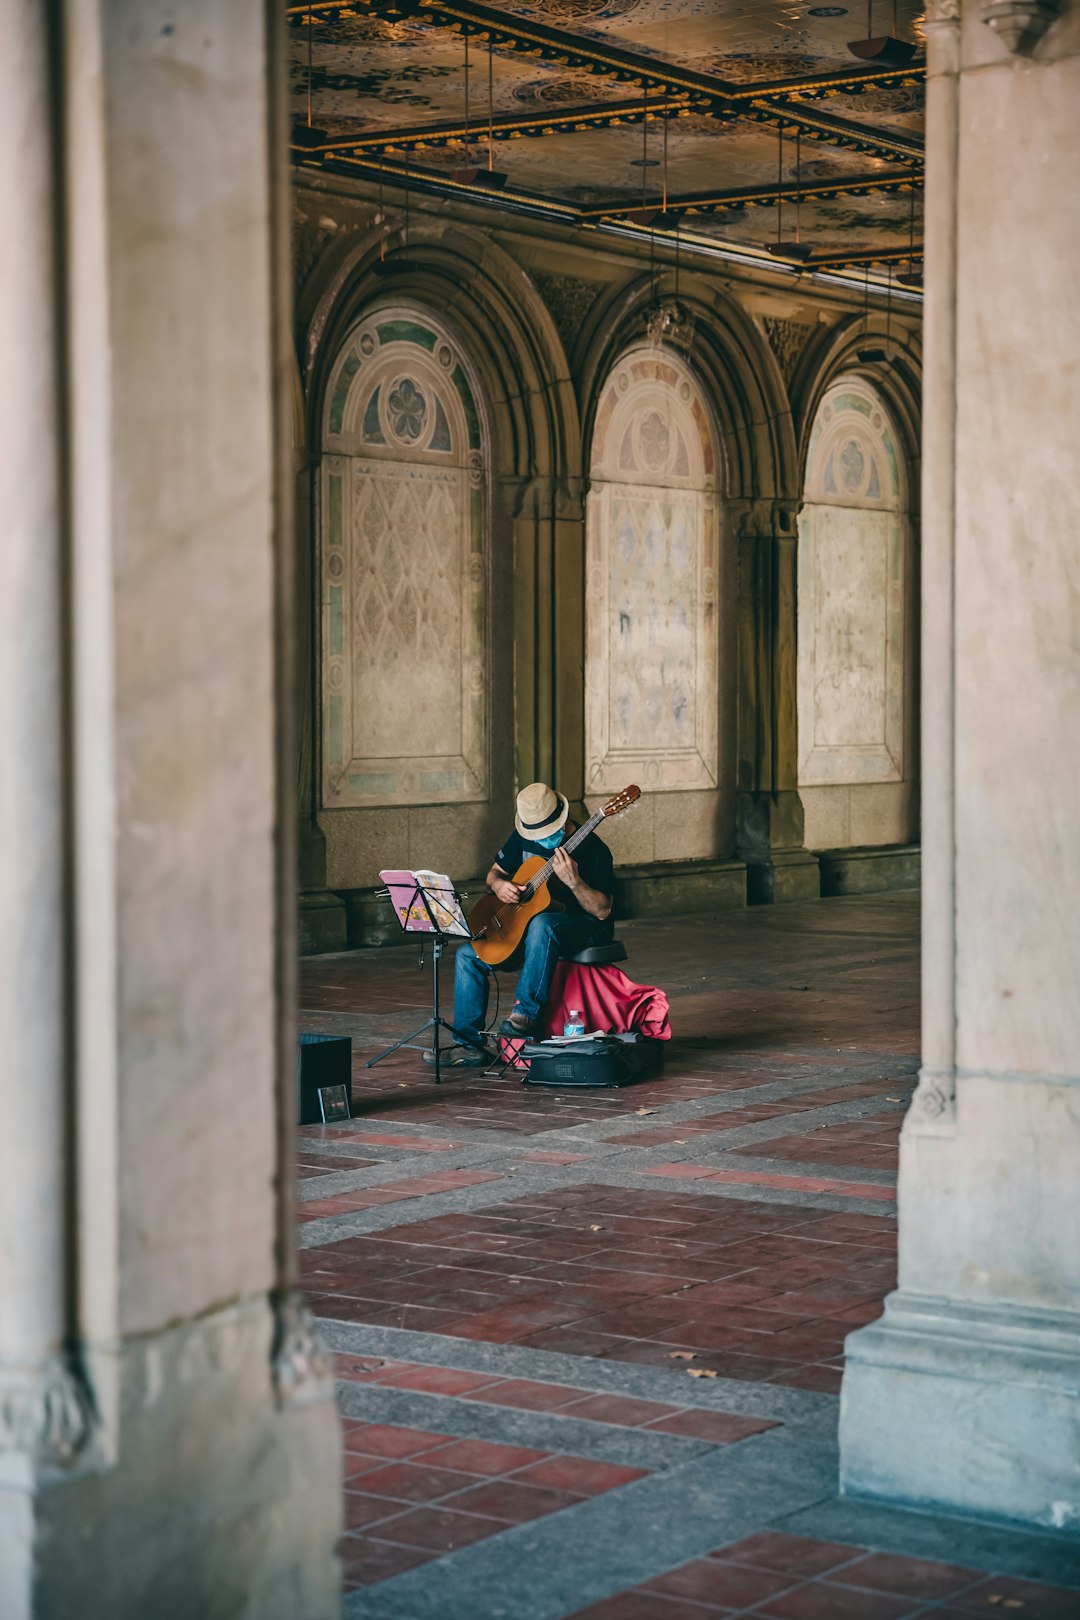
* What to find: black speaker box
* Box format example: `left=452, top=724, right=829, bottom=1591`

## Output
left=296, top=1033, right=353, bottom=1124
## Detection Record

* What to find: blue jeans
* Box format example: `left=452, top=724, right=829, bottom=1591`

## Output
left=451, top=912, right=602, bottom=1043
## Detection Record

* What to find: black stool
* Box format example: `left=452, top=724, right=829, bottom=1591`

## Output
left=560, top=939, right=627, bottom=968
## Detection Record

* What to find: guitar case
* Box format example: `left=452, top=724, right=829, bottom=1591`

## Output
left=520, top=1031, right=663, bottom=1089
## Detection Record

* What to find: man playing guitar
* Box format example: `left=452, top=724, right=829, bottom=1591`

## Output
left=427, top=782, right=614, bottom=1068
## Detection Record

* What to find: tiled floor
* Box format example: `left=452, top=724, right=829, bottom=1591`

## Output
left=296, top=895, right=1080, bottom=1619
left=565, top=1532, right=1080, bottom=1619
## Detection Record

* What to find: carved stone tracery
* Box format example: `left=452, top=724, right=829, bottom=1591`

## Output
left=533, top=272, right=602, bottom=360
left=762, top=317, right=813, bottom=391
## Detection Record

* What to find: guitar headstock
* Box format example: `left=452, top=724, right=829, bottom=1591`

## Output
left=601, top=784, right=641, bottom=818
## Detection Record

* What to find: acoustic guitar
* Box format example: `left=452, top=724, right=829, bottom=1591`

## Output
left=467, top=785, right=640, bottom=967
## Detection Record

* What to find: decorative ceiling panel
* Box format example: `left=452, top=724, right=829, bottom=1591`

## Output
left=287, top=0, right=926, bottom=281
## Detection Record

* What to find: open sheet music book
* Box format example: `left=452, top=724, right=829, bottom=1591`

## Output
left=379, top=869, right=471, bottom=938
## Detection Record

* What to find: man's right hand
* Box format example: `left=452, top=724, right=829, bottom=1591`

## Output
left=493, top=878, right=524, bottom=905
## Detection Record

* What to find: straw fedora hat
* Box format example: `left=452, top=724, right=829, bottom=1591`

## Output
left=515, top=782, right=569, bottom=841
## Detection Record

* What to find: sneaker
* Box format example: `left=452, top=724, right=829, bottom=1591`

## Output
left=422, top=1043, right=490, bottom=1069
left=499, top=1011, right=538, bottom=1039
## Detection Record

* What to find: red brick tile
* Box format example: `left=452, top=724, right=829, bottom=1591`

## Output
left=712, top=1532, right=863, bottom=1577
left=644, top=1558, right=799, bottom=1608
left=342, top=1491, right=408, bottom=1531
left=374, top=1505, right=511, bottom=1553
left=340, top=1422, right=453, bottom=1459
left=372, top=1365, right=501, bottom=1397
left=834, top=1552, right=983, bottom=1600
left=416, top=1438, right=549, bottom=1476
left=756, top=1580, right=915, bottom=1620
left=338, top=1536, right=433, bottom=1589
left=469, top=1378, right=587, bottom=1411
left=342, top=1453, right=390, bottom=1482
left=512, top=1456, right=648, bottom=1494
left=565, top=1594, right=733, bottom=1620
left=443, top=1478, right=583, bottom=1522
left=557, top=1393, right=679, bottom=1427
left=351, top=1461, right=482, bottom=1503
left=644, top=1410, right=779, bottom=1444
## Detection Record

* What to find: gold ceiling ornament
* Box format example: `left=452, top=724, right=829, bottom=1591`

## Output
left=980, top=0, right=1062, bottom=52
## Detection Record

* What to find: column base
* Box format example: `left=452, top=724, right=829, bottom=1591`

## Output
left=746, top=849, right=820, bottom=905
left=298, top=889, right=348, bottom=955
left=840, top=1290, right=1080, bottom=1533
left=818, top=844, right=921, bottom=897
left=1, top=1298, right=342, bottom=1620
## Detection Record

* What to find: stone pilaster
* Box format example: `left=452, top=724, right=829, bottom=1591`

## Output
left=511, top=476, right=587, bottom=805
left=734, top=502, right=818, bottom=903
left=840, top=0, right=1080, bottom=1530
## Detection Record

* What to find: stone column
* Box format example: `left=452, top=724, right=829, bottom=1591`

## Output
left=841, top=0, right=1080, bottom=1529
left=0, top=3, right=341, bottom=1614
left=734, top=502, right=819, bottom=902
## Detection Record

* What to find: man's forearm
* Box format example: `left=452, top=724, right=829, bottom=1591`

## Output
left=573, top=881, right=612, bottom=922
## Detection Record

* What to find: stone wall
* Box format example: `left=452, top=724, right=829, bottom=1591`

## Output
left=291, top=173, right=922, bottom=921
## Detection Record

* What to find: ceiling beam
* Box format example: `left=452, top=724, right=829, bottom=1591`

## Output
left=296, top=94, right=693, bottom=155
left=578, top=170, right=919, bottom=220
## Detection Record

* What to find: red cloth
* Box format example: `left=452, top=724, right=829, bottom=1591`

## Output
left=541, top=962, right=672, bottom=1042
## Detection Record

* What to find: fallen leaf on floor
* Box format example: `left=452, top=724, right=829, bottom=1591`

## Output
left=668, top=1350, right=696, bottom=1361
left=688, top=1367, right=718, bottom=1379
left=590, top=1225, right=605, bottom=1232
left=634, top=1108, right=657, bottom=1116
left=886, top=1096, right=903, bottom=1102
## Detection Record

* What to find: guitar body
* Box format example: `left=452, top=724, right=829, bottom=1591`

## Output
left=468, top=856, right=564, bottom=966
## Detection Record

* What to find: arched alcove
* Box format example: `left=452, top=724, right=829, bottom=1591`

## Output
left=797, top=376, right=917, bottom=851
left=319, top=304, right=489, bottom=812
left=586, top=344, right=732, bottom=863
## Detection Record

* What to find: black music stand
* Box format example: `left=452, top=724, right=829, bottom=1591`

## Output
left=365, top=879, right=476, bottom=1086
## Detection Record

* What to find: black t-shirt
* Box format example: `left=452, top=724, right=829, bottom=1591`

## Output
left=494, top=824, right=615, bottom=926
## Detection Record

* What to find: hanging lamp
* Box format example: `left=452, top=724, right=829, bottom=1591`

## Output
left=847, top=0, right=917, bottom=67
left=452, top=31, right=507, bottom=188
left=766, top=125, right=812, bottom=261
left=646, top=111, right=694, bottom=349
left=293, top=3, right=329, bottom=147
left=856, top=265, right=888, bottom=362
left=896, top=175, right=922, bottom=286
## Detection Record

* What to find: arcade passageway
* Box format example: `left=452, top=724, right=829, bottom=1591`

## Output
left=298, top=895, right=1080, bottom=1617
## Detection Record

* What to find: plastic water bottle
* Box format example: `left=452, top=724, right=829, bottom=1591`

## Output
left=563, top=1008, right=585, bottom=1037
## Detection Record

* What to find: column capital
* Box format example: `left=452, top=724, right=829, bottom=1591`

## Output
left=271, top=1292, right=334, bottom=1408
left=0, top=1354, right=94, bottom=1477
left=904, top=1067, right=958, bottom=1134
left=925, top=0, right=962, bottom=24
left=981, top=0, right=1062, bottom=54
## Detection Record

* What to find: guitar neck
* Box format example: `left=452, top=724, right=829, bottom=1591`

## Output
left=526, top=808, right=605, bottom=892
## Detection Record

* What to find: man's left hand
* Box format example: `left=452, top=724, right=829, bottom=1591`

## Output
left=552, top=846, right=579, bottom=890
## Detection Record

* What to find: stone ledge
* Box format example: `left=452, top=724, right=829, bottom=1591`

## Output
left=298, top=889, right=348, bottom=956
left=817, top=844, right=921, bottom=897
left=614, top=858, right=747, bottom=919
